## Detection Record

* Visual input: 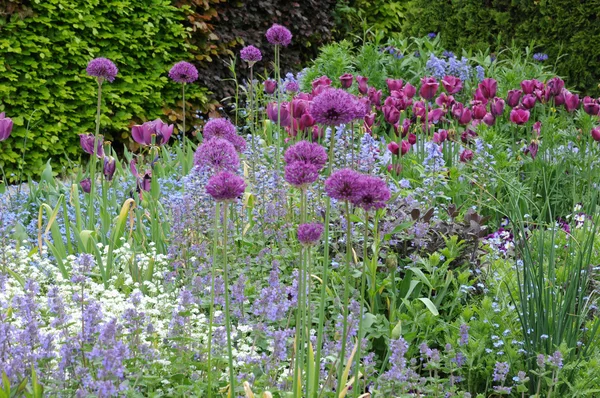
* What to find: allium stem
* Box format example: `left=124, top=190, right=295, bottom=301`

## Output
left=337, top=200, right=352, bottom=392
left=222, top=203, right=236, bottom=396
left=207, top=201, right=220, bottom=398
left=353, top=210, right=370, bottom=397
left=275, top=45, right=282, bottom=177
left=294, top=187, right=308, bottom=396
left=314, top=195, right=331, bottom=395
left=88, top=79, right=103, bottom=231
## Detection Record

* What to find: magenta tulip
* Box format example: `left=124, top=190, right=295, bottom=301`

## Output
left=312, top=76, right=332, bottom=90
left=401, top=140, right=411, bottom=155
left=356, top=75, right=369, bottom=95
left=383, top=106, right=400, bottom=125
left=386, top=78, right=404, bottom=92
left=419, top=77, right=439, bottom=100
left=266, top=102, right=291, bottom=127
left=583, top=97, right=600, bottom=116
left=428, top=108, right=445, bottom=124
left=490, top=97, right=505, bottom=116
left=103, top=156, right=116, bottom=181
left=412, top=101, right=426, bottom=118
left=510, top=108, right=530, bottom=125
left=80, top=178, right=91, bottom=193
left=79, top=133, right=104, bottom=158
left=472, top=103, right=487, bottom=120
left=545, top=77, right=565, bottom=96
left=506, top=90, right=522, bottom=107
left=442, top=75, right=462, bottom=95
left=388, top=141, right=399, bottom=155
left=460, top=149, right=473, bottom=162
left=264, top=79, right=277, bottom=94
left=592, top=126, right=600, bottom=141
left=339, top=73, right=353, bottom=89
left=522, top=94, right=537, bottom=110
left=483, top=113, right=496, bottom=126
left=0, top=112, right=13, bottom=141
left=478, top=78, right=497, bottom=99
left=368, top=87, right=382, bottom=106
left=563, top=91, right=580, bottom=112
left=132, top=119, right=174, bottom=146
left=403, top=83, right=416, bottom=99
left=407, top=133, right=417, bottom=145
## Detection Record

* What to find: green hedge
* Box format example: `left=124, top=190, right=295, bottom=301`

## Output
left=0, top=0, right=207, bottom=181
left=337, top=0, right=600, bottom=96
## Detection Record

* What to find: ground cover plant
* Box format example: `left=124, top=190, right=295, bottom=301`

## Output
left=1, top=25, right=600, bottom=398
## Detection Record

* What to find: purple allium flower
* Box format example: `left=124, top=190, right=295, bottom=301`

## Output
left=325, top=168, right=364, bottom=201
left=284, top=161, right=319, bottom=187
left=297, top=223, right=324, bottom=245
left=203, top=118, right=237, bottom=141
left=265, top=24, right=292, bottom=46
left=493, top=361, right=510, bottom=382
left=229, top=133, right=247, bottom=153
left=240, top=45, right=262, bottom=64
left=0, top=112, right=13, bottom=141
left=285, top=81, right=299, bottom=93
left=206, top=171, right=246, bottom=201
left=310, top=88, right=359, bottom=126
left=79, top=133, right=105, bottom=158
left=351, top=175, right=391, bottom=210
left=284, top=141, right=328, bottom=170
left=86, top=57, right=118, bottom=82
left=194, top=138, right=240, bottom=172
left=168, top=61, right=199, bottom=84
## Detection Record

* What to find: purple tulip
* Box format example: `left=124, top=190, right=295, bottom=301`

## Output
left=80, top=178, right=91, bottom=193
left=403, top=83, right=416, bottom=99
left=428, top=108, right=445, bottom=124
left=554, top=90, right=566, bottom=106
left=458, top=108, right=472, bottom=125
left=533, top=121, right=542, bottom=136
left=592, top=126, right=600, bottom=141
left=510, top=108, right=530, bottom=125
left=490, top=97, right=505, bottom=116
left=506, top=90, right=522, bottom=107
left=419, top=77, right=439, bottom=100
left=435, top=92, right=455, bottom=108
left=386, top=78, right=404, bottom=92
left=266, top=102, right=291, bottom=127
left=460, top=149, right=473, bottom=162
left=388, top=141, right=399, bottom=155
left=412, top=101, right=426, bottom=118
left=0, top=112, right=14, bottom=141
left=473, top=88, right=488, bottom=104
left=383, top=106, right=400, bottom=125
left=401, top=140, right=411, bottom=155
left=131, top=119, right=174, bottom=146
left=368, top=87, right=382, bottom=106
left=546, top=77, right=565, bottom=96
left=526, top=141, right=539, bottom=159
left=483, top=113, right=496, bottom=126
left=356, top=76, right=369, bottom=95
left=264, top=79, right=277, bottom=94
left=521, top=79, right=543, bottom=95
left=442, top=75, right=462, bottom=95
left=103, top=156, right=116, bottom=181
left=340, top=73, right=354, bottom=89
left=312, top=76, right=332, bottom=90
left=79, top=133, right=104, bottom=158
left=563, top=91, right=580, bottom=112
left=130, top=159, right=152, bottom=193
left=461, top=129, right=478, bottom=143
left=433, top=129, right=448, bottom=143
left=522, top=94, right=537, bottom=110
left=401, top=118, right=411, bottom=137
left=407, top=133, right=417, bottom=145
left=472, top=103, right=487, bottom=120
left=478, top=78, right=497, bottom=99
left=583, top=97, right=600, bottom=116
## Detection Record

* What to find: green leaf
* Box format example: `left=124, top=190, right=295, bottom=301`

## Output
left=418, top=298, right=439, bottom=316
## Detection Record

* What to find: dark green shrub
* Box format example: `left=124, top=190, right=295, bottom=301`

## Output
left=0, top=0, right=207, bottom=181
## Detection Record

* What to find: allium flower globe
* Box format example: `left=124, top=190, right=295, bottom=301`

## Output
left=86, top=57, right=118, bottom=82
left=352, top=176, right=391, bottom=210
left=169, top=61, right=199, bottom=84
left=203, top=118, right=237, bottom=141
left=310, top=88, right=359, bottom=126
left=284, top=161, right=320, bottom=188
left=297, top=223, right=324, bottom=246
left=194, top=138, right=240, bottom=172
left=240, top=45, right=262, bottom=64
left=325, top=168, right=364, bottom=201
left=265, top=24, right=292, bottom=46
left=284, top=141, right=328, bottom=171
left=206, top=171, right=246, bottom=202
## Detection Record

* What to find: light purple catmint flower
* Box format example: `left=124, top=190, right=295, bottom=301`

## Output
left=194, top=138, right=240, bottom=173
left=265, top=24, right=292, bottom=46
left=168, top=61, right=199, bottom=84
left=324, top=168, right=364, bottom=202
left=548, top=351, right=563, bottom=369
left=297, top=223, right=324, bottom=246
left=283, top=140, right=328, bottom=171
left=240, top=45, right=262, bottom=65
left=310, top=88, right=360, bottom=126
left=459, top=323, right=470, bottom=346
left=86, top=57, right=118, bottom=82
left=493, top=361, right=510, bottom=382
left=206, top=171, right=246, bottom=202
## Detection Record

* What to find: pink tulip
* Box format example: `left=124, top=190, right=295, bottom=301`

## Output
left=386, top=78, right=404, bottom=92
left=583, top=97, right=600, bottom=116
left=0, top=112, right=13, bottom=141
left=506, top=90, right=522, bottom=107
left=419, top=77, right=439, bottom=100
left=483, top=113, right=496, bottom=126
left=132, top=119, right=174, bottom=146
left=522, top=94, right=537, bottom=110
left=403, top=83, right=416, bottom=99
left=478, top=78, right=497, bottom=99
left=563, top=91, right=580, bottom=112
left=490, top=97, right=505, bottom=116
left=592, top=126, right=600, bottom=141
left=339, top=73, right=353, bottom=89
left=510, top=108, right=530, bottom=125
left=442, top=75, right=463, bottom=95
left=460, top=149, right=473, bottom=162
left=356, top=75, right=369, bottom=95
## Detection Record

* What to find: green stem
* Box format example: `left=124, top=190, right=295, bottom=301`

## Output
left=337, top=200, right=352, bottom=392
left=222, top=203, right=235, bottom=396
left=353, top=210, right=370, bottom=397
left=207, top=201, right=220, bottom=398
left=88, top=79, right=103, bottom=230
left=275, top=45, right=281, bottom=178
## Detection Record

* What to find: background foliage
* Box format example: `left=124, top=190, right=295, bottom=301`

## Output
left=337, top=0, right=600, bottom=96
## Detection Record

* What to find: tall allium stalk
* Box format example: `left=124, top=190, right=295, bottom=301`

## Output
left=85, top=57, right=117, bottom=230
left=265, top=24, right=292, bottom=177
left=240, top=45, right=262, bottom=187
left=169, top=61, right=199, bottom=171
left=206, top=171, right=247, bottom=397
left=206, top=202, right=221, bottom=398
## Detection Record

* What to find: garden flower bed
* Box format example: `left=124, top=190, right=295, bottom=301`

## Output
left=1, top=24, right=599, bottom=398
